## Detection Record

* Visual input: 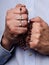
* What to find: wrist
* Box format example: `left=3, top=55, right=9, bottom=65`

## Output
left=1, top=34, right=13, bottom=51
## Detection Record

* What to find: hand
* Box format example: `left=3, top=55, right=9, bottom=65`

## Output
left=1, top=4, right=28, bottom=50
left=26, top=16, right=49, bottom=55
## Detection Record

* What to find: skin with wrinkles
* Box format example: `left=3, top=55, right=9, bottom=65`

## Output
left=1, top=4, right=49, bottom=55
left=1, top=4, right=28, bottom=50
left=26, top=17, right=49, bottom=55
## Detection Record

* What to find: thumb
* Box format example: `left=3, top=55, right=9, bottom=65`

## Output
left=30, top=16, right=41, bottom=23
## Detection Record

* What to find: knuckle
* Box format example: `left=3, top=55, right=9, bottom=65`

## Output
left=23, top=20, right=28, bottom=25
left=6, top=8, right=13, bottom=14
left=16, top=4, right=26, bottom=7
left=37, top=16, right=41, bottom=19
left=36, top=16, right=41, bottom=21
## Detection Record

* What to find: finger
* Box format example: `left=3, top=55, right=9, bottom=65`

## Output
left=6, top=13, right=28, bottom=20
left=29, top=39, right=39, bottom=48
left=30, top=17, right=41, bottom=23
left=32, top=22, right=42, bottom=33
left=30, top=33, right=41, bottom=41
left=20, top=20, right=28, bottom=27
left=11, top=27, right=27, bottom=34
left=30, top=22, right=41, bottom=41
left=7, top=7, right=28, bottom=14
left=8, top=24, right=27, bottom=34
left=30, top=16, right=48, bottom=28
left=7, top=19, right=28, bottom=27
left=29, top=21, right=41, bottom=48
left=14, top=20, right=28, bottom=27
